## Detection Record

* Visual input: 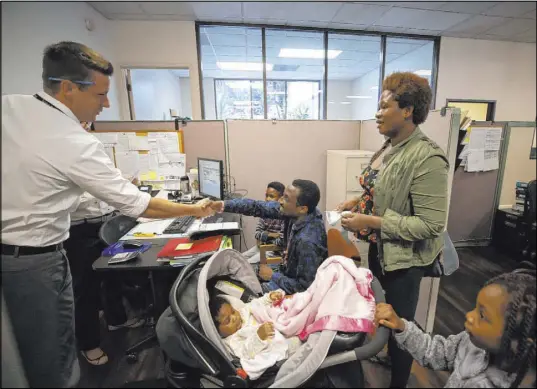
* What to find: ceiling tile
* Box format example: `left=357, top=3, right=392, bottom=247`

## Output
left=243, top=2, right=342, bottom=22
left=106, top=13, right=152, bottom=21
left=444, top=14, right=508, bottom=34
left=90, top=2, right=144, bottom=15
left=476, top=34, right=522, bottom=42
left=189, top=2, right=242, bottom=19
left=374, top=8, right=471, bottom=30
left=482, top=2, right=537, bottom=17
left=149, top=14, right=197, bottom=21
left=484, top=18, right=536, bottom=37
left=367, top=26, right=409, bottom=35
left=404, top=28, right=443, bottom=36
left=289, top=20, right=331, bottom=29
left=332, top=3, right=391, bottom=25
left=524, top=9, right=536, bottom=19
left=390, top=2, right=448, bottom=11
left=138, top=2, right=193, bottom=15
left=513, top=28, right=537, bottom=42
left=329, top=22, right=370, bottom=31
left=439, top=2, right=498, bottom=15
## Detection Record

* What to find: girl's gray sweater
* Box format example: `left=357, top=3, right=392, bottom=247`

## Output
left=394, top=320, right=515, bottom=388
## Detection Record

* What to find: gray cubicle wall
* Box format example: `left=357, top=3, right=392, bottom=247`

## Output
left=447, top=121, right=536, bottom=245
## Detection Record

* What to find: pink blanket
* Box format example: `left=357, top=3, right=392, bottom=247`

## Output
left=250, top=256, right=376, bottom=341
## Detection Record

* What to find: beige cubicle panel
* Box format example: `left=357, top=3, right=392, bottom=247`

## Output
left=182, top=121, right=226, bottom=172
left=360, top=120, right=385, bottom=152
left=226, top=120, right=360, bottom=250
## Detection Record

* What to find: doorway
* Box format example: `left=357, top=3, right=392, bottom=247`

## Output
left=124, top=68, right=192, bottom=120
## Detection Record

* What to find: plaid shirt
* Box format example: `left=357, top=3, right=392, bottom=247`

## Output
left=224, top=198, right=328, bottom=294
left=254, top=217, right=285, bottom=247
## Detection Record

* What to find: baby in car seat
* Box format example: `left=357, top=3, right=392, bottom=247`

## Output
left=210, top=290, right=301, bottom=380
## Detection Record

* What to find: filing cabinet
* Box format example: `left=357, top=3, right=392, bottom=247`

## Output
left=326, top=150, right=375, bottom=263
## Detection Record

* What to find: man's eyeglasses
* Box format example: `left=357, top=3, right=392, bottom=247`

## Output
left=48, top=77, right=95, bottom=86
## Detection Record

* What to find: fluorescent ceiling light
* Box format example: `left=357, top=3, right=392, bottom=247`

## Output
left=414, top=69, right=432, bottom=76
left=268, top=91, right=286, bottom=95
left=346, top=95, right=372, bottom=99
left=328, top=101, right=335, bottom=104
left=279, top=48, right=342, bottom=59
left=341, top=102, right=352, bottom=105
left=217, top=62, right=273, bottom=71
left=370, top=86, right=379, bottom=90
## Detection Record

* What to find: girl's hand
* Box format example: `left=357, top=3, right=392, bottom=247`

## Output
left=375, top=303, right=405, bottom=332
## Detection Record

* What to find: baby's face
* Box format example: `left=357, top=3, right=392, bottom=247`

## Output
left=217, top=303, right=243, bottom=337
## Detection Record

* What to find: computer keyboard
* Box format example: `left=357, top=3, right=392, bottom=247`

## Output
left=163, top=216, right=196, bottom=234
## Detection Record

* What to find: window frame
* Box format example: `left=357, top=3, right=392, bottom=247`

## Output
left=197, top=21, right=440, bottom=120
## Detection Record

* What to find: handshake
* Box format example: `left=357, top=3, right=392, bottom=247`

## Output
left=193, top=199, right=225, bottom=218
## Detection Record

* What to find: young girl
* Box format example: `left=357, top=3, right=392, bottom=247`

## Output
left=375, top=270, right=536, bottom=388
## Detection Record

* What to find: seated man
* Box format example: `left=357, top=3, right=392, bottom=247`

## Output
left=210, top=179, right=327, bottom=294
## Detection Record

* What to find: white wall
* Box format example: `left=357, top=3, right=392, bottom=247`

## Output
left=437, top=37, right=536, bottom=121
left=1, top=2, right=121, bottom=120
left=351, top=70, right=380, bottom=120
left=326, top=80, right=353, bottom=120
left=110, top=21, right=202, bottom=120
left=130, top=69, right=183, bottom=120
left=179, top=77, right=193, bottom=118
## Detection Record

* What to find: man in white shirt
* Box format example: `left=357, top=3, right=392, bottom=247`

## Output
left=1, top=41, right=213, bottom=388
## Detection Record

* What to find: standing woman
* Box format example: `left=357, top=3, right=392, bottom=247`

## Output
left=338, top=72, right=448, bottom=388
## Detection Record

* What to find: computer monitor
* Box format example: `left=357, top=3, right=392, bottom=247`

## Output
left=198, top=158, right=224, bottom=200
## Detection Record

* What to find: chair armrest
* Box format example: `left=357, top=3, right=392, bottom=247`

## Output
left=259, top=244, right=282, bottom=265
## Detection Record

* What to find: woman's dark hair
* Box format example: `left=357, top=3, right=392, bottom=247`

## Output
left=382, top=72, right=432, bottom=125
left=485, top=270, right=536, bottom=388
left=267, top=181, right=285, bottom=196
left=42, top=41, right=114, bottom=92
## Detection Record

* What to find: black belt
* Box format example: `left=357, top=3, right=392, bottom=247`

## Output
left=1, top=243, right=64, bottom=256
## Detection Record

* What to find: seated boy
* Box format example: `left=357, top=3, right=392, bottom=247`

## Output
left=242, top=181, right=285, bottom=264
left=210, top=291, right=300, bottom=380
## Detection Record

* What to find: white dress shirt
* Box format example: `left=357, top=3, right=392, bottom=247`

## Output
left=70, top=193, right=116, bottom=223
left=1, top=92, right=151, bottom=246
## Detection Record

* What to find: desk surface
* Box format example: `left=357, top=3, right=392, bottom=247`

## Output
left=93, top=213, right=238, bottom=272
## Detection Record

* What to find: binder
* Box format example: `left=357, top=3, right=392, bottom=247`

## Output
left=157, top=235, right=223, bottom=262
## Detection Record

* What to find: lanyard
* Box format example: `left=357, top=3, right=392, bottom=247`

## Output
left=33, top=94, right=69, bottom=118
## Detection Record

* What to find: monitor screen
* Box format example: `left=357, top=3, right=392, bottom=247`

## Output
left=198, top=158, right=224, bottom=199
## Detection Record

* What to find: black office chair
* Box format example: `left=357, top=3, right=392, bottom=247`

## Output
left=99, top=214, right=138, bottom=246
left=522, top=180, right=536, bottom=264
left=99, top=215, right=156, bottom=363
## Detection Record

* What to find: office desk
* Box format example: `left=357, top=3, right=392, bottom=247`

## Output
left=92, top=213, right=239, bottom=362
left=492, top=208, right=530, bottom=260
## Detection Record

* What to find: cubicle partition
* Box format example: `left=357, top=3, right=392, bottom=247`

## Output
left=93, top=120, right=226, bottom=185
left=226, top=120, right=360, bottom=250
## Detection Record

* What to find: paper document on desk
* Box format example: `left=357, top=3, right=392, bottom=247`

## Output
left=196, top=222, right=240, bottom=232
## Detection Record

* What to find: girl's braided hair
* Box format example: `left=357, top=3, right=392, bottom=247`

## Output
left=485, top=269, right=536, bottom=388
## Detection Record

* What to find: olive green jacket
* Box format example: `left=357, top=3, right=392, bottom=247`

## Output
left=374, top=127, right=449, bottom=272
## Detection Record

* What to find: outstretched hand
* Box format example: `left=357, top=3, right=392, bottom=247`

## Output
left=209, top=200, right=225, bottom=213
left=195, top=198, right=215, bottom=218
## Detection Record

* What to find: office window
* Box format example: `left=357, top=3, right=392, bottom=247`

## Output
left=198, top=23, right=439, bottom=120
left=384, top=37, right=435, bottom=87
left=327, top=34, right=381, bottom=120
left=265, top=29, right=324, bottom=119
left=199, top=25, right=263, bottom=119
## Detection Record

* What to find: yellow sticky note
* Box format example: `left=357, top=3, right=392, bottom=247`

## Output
left=136, top=132, right=149, bottom=137
left=140, top=173, right=150, bottom=181
left=175, top=243, right=193, bottom=250
left=148, top=171, right=158, bottom=180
